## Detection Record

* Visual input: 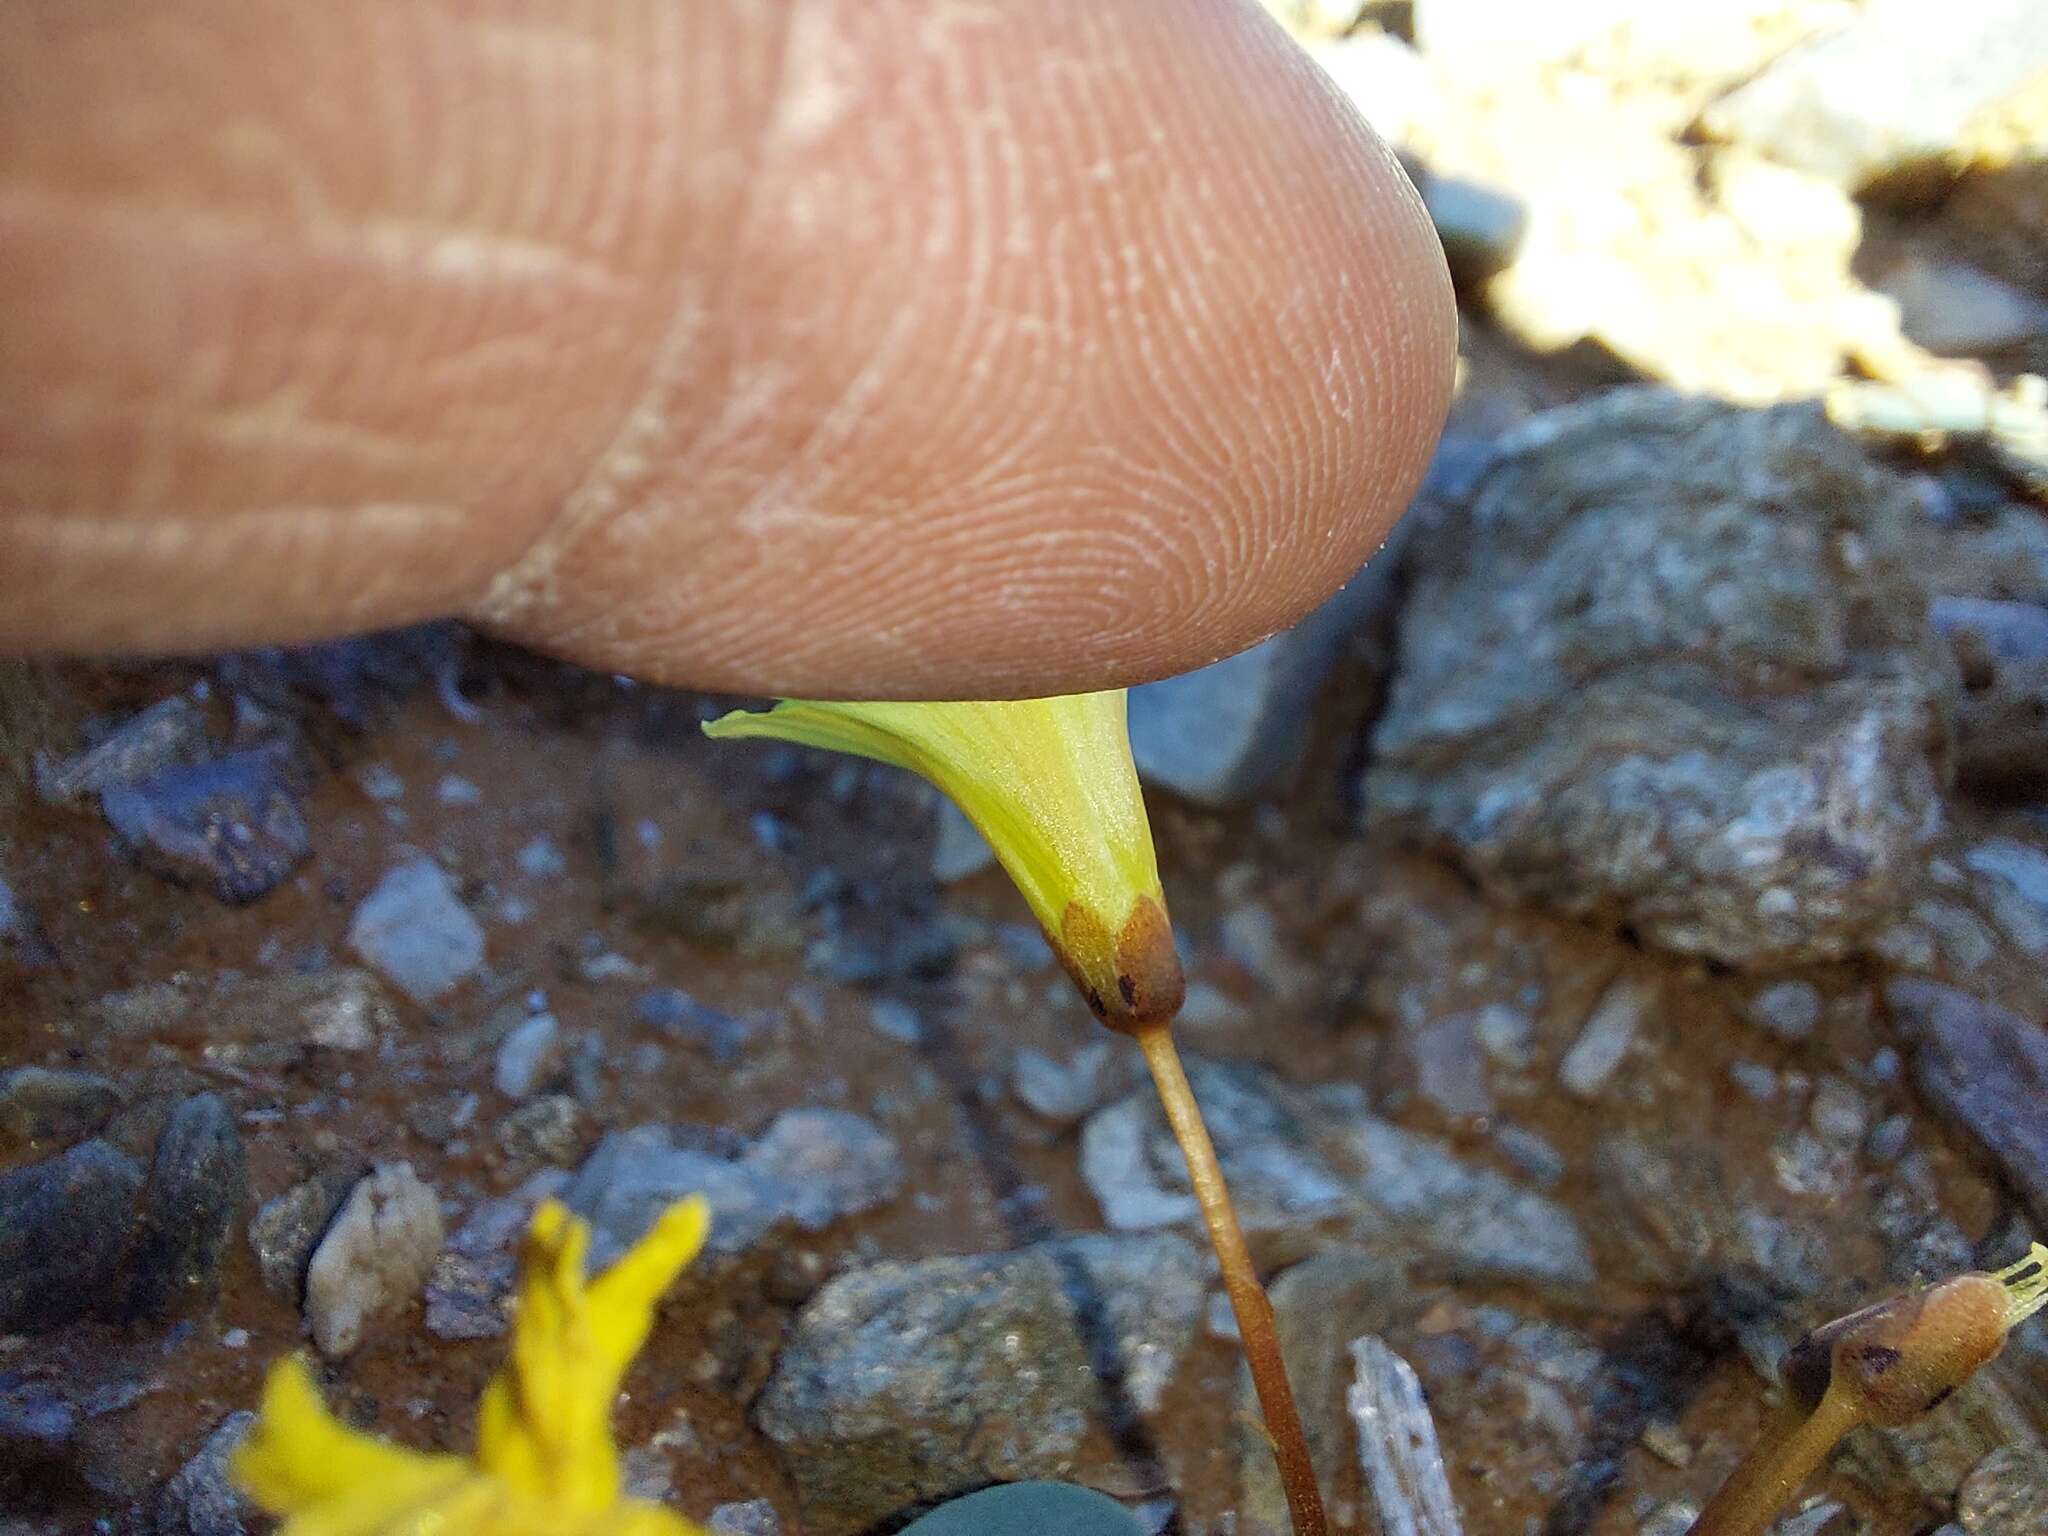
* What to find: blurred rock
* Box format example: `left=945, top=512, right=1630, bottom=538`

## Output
left=1367, top=393, right=1953, bottom=968
left=1883, top=260, right=2048, bottom=357
left=424, top=1169, right=568, bottom=1340
left=632, top=987, right=751, bottom=1063
left=152, top=1412, right=255, bottom=1536
left=1699, top=0, right=2048, bottom=197
left=1238, top=1249, right=1410, bottom=1530
left=35, top=697, right=211, bottom=806
left=1558, top=975, right=1653, bottom=1100
left=1128, top=554, right=1396, bottom=807
left=347, top=858, right=485, bottom=1003
left=249, top=1166, right=358, bottom=1303
left=708, top=1501, right=784, bottom=1536
left=1746, top=981, right=1821, bottom=1041
left=754, top=1233, right=1203, bottom=1529
left=1592, top=1134, right=1826, bottom=1295
left=897, top=1483, right=1145, bottom=1536
left=100, top=748, right=310, bottom=906
left=126, top=1094, right=247, bottom=1320
left=741, top=1109, right=907, bottom=1233
left=1013, top=1042, right=1128, bottom=1126
left=1957, top=1445, right=2048, bottom=1533
left=931, top=800, right=995, bottom=884
left=567, top=1111, right=903, bottom=1269
left=208, top=967, right=393, bottom=1056
left=304, top=1162, right=443, bottom=1358
left=1886, top=980, right=2048, bottom=1230
left=0, top=1067, right=121, bottom=1152
left=1082, top=1056, right=1593, bottom=1289
left=1349, top=1336, right=1464, bottom=1536
left=495, top=1094, right=584, bottom=1165
left=0, top=1139, right=143, bottom=1333
left=1421, top=174, right=1527, bottom=290
left=493, top=1012, right=562, bottom=1099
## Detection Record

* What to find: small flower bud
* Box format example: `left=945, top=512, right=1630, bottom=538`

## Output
left=1780, top=1243, right=2048, bottom=1427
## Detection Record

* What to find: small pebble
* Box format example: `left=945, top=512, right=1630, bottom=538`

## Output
left=708, top=1499, right=783, bottom=1535
left=494, top=1013, right=562, bottom=1099
left=1746, top=982, right=1819, bottom=1041
left=1560, top=977, right=1651, bottom=1099
left=1729, top=1060, right=1780, bottom=1101
left=436, top=774, right=481, bottom=806
left=1640, top=1421, right=1693, bottom=1468
left=1865, top=1114, right=1911, bottom=1166
left=868, top=998, right=923, bottom=1045
left=303, top=1162, right=444, bottom=1358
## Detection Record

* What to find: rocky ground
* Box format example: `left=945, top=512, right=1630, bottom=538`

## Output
left=6, top=4, right=2048, bottom=1535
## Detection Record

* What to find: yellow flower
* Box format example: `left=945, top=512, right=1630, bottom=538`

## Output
left=233, top=1197, right=711, bottom=1536
left=704, top=692, right=1183, bottom=1029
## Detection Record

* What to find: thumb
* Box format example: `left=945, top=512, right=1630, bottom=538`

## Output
left=0, top=0, right=1454, bottom=699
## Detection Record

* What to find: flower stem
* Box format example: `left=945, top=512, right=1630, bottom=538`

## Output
left=1133, top=1023, right=1328, bottom=1536
left=1687, top=1387, right=1864, bottom=1536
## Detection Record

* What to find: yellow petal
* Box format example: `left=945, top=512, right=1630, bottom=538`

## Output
left=231, top=1357, right=470, bottom=1528
left=476, top=1197, right=712, bottom=1511
left=704, top=693, right=1183, bottom=1029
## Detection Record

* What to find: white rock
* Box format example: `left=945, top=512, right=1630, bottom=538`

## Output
left=347, top=859, right=485, bottom=1003
left=304, top=1163, right=444, bottom=1358
left=1559, top=976, right=1652, bottom=1099
left=494, top=1013, right=562, bottom=1099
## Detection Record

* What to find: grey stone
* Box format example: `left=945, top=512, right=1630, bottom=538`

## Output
left=708, top=1500, right=784, bottom=1536
left=0, top=1067, right=121, bottom=1151
left=213, top=967, right=392, bottom=1054
left=931, top=800, right=996, bottom=884
left=1366, top=393, right=1952, bottom=969
left=1729, top=1060, right=1781, bottom=1102
left=36, top=696, right=211, bottom=805
left=495, top=1094, right=584, bottom=1165
left=897, top=1484, right=1144, bottom=1536
left=0, top=1139, right=143, bottom=1332
left=1082, top=1056, right=1594, bottom=1290
left=1807, top=1077, right=1870, bottom=1147
left=1958, top=1445, right=2048, bottom=1534
left=1884, top=260, right=2048, bottom=356
left=152, top=1412, right=256, bottom=1536
left=1012, top=1043, right=1121, bottom=1126
left=249, top=1166, right=358, bottom=1303
left=867, top=998, right=923, bottom=1045
left=754, top=1233, right=1204, bottom=1529
left=1936, top=600, right=2048, bottom=666
left=1390, top=1011, right=1494, bottom=1118
left=1128, top=554, right=1395, bottom=806
left=632, top=988, right=750, bottom=1063
left=101, top=748, right=310, bottom=905
left=1866, top=1114, right=1911, bottom=1166
left=1349, top=1337, right=1464, bottom=1536
left=1886, top=980, right=2048, bottom=1231
left=127, top=1094, right=247, bottom=1319
left=347, top=858, right=485, bottom=1002
left=0, top=1376, right=78, bottom=1447
left=742, top=1109, right=907, bottom=1232
left=493, top=1012, right=561, bottom=1098
left=423, top=1169, right=568, bottom=1340
left=515, top=836, right=567, bottom=879
left=1593, top=1134, right=1826, bottom=1295
left=1422, top=173, right=1526, bottom=290
left=1558, top=976, right=1652, bottom=1100
left=1699, top=0, right=2048, bottom=195
left=1747, top=981, right=1821, bottom=1041
left=566, top=1112, right=903, bottom=1270
left=1961, top=838, right=2048, bottom=957
left=1772, top=1502, right=1850, bottom=1536
left=304, top=1162, right=443, bottom=1357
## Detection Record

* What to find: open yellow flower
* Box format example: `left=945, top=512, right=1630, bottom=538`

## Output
left=705, top=692, right=1183, bottom=1029
left=233, top=1197, right=711, bottom=1536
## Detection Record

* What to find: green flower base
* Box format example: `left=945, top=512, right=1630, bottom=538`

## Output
left=898, top=1481, right=1148, bottom=1535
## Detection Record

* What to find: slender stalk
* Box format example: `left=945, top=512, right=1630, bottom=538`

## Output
left=1133, top=1023, right=1328, bottom=1536
left=1687, top=1387, right=1865, bottom=1536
